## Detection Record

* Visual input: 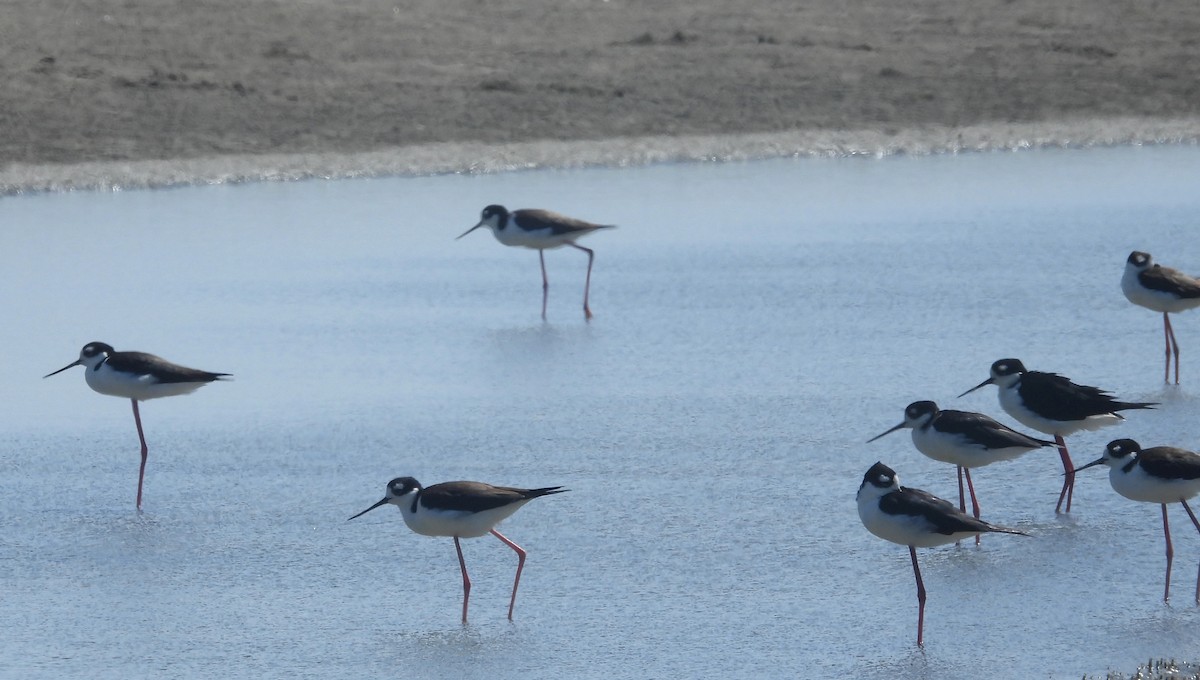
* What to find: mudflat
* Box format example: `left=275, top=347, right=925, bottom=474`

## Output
left=3, top=0, right=1199, bottom=167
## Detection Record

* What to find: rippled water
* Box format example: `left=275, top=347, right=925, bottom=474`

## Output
left=1, top=145, right=1199, bottom=678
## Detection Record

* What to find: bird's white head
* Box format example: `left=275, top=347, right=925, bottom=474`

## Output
left=348, top=477, right=423, bottom=520
left=902, top=400, right=939, bottom=428
left=987, top=359, right=1026, bottom=388
left=456, top=204, right=510, bottom=240
left=857, top=461, right=901, bottom=502
left=867, top=401, right=939, bottom=442
left=1126, top=250, right=1153, bottom=274
left=1074, top=438, right=1141, bottom=474
left=959, top=358, right=1025, bottom=396
left=44, top=341, right=114, bottom=378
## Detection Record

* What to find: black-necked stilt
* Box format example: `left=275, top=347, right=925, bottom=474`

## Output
left=959, top=359, right=1156, bottom=514
left=868, top=401, right=1055, bottom=531
left=1122, top=251, right=1200, bottom=384
left=457, top=205, right=615, bottom=320
left=857, top=462, right=1027, bottom=646
left=349, top=476, right=567, bottom=623
left=1075, top=439, right=1200, bottom=603
left=44, top=342, right=230, bottom=510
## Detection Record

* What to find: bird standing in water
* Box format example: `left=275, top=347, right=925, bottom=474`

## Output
left=458, top=204, right=615, bottom=320
left=1121, top=250, right=1200, bottom=384
left=959, top=358, right=1155, bottom=513
left=857, top=462, right=1027, bottom=646
left=44, top=341, right=230, bottom=510
left=1075, top=439, right=1200, bottom=603
left=349, top=476, right=567, bottom=623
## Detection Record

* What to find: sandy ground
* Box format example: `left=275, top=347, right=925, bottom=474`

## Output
left=3, top=0, right=1199, bottom=173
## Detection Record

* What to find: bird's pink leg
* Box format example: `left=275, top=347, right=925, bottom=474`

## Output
left=131, top=399, right=149, bottom=511
left=1165, top=312, right=1181, bottom=384
left=454, top=536, right=471, bottom=624
left=1179, top=500, right=1200, bottom=603
left=539, top=250, right=549, bottom=320
left=1162, top=504, right=1174, bottom=603
left=963, top=468, right=982, bottom=520
left=1054, top=435, right=1074, bottom=513
left=963, top=467, right=982, bottom=545
left=490, top=529, right=527, bottom=620
left=567, top=243, right=596, bottom=320
left=909, top=545, right=926, bottom=646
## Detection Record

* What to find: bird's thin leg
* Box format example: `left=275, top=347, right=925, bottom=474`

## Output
left=454, top=536, right=471, bottom=624
left=567, top=243, right=596, bottom=320
left=539, top=250, right=549, bottom=320
left=1179, top=499, right=1200, bottom=603
left=1054, top=435, right=1074, bottom=513
left=963, top=467, right=982, bottom=545
left=131, top=399, right=149, bottom=511
left=1162, top=504, right=1174, bottom=603
left=963, top=468, right=982, bottom=520
left=1165, top=312, right=1181, bottom=384
left=956, top=467, right=966, bottom=514
left=490, top=529, right=527, bottom=621
left=909, top=545, right=926, bottom=647
left=954, top=467, right=966, bottom=547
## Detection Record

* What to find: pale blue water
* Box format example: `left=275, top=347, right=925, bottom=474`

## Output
left=2, top=145, right=1200, bottom=678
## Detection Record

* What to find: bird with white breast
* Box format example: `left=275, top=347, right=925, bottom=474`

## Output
left=1074, top=438, right=1200, bottom=603
left=44, top=341, right=230, bottom=510
left=1121, top=250, right=1200, bottom=384
left=959, top=358, right=1156, bottom=514
left=857, top=462, right=1027, bottom=646
left=868, top=400, right=1054, bottom=530
left=349, top=476, right=567, bottom=624
left=457, top=204, right=615, bottom=320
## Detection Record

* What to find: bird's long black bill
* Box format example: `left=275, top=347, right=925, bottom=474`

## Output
left=348, top=497, right=389, bottom=521
left=1067, top=457, right=1106, bottom=475
left=957, top=377, right=994, bottom=398
left=867, top=423, right=905, bottom=443
left=455, top=222, right=484, bottom=240
left=43, top=360, right=82, bottom=378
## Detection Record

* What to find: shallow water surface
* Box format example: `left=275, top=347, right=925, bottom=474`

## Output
left=2, top=146, right=1200, bottom=678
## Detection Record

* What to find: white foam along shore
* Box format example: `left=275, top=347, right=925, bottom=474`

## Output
left=2, top=115, right=1199, bottom=195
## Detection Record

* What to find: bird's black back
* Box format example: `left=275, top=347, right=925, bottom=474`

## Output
left=419, top=482, right=567, bottom=513
left=934, top=410, right=1055, bottom=449
left=104, top=352, right=231, bottom=384
left=880, top=486, right=1023, bottom=536
left=1138, top=447, right=1200, bottom=481
left=1139, top=265, right=1200, bottom=299
left=1018, top=371, right=1156, bottom=420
